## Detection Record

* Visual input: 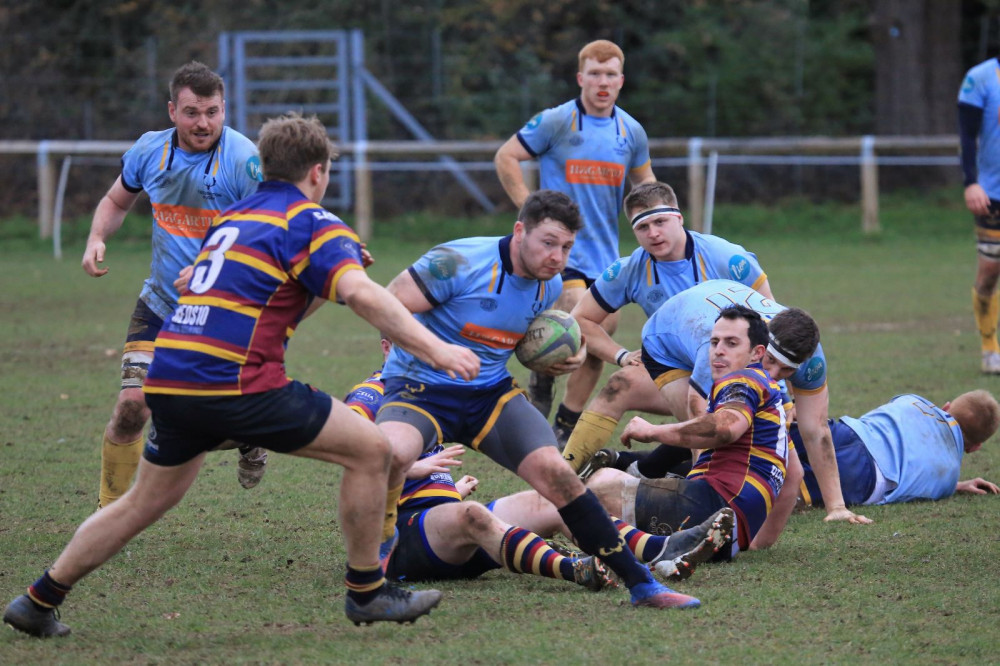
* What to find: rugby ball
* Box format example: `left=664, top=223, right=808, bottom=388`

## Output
left=515, top=309, right=582, bottom=372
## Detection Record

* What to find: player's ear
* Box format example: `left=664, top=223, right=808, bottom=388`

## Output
left=943, top=400, right=951, bottom=412
left=749, top=344, right=766, bottom=363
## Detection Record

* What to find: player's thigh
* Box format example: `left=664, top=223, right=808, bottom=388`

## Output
left=476, top=394, right=557, bottom=473
left=490, top=490, right=564, bottom=537
left=421, top=502, right=496, bottom=564
left=294, top=398, right=390, bottom=468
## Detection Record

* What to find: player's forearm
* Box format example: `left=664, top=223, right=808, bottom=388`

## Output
left=800, top=426, right=849, bottom=512
left=577, top=315, right=619, bottom=364
left=652, top=411, right=742, bottom=449
left=88, top=195, right=130, bottom=243
left=345, top=279, right=445, bottom=364
left=494, top=152, right=531, bottom=209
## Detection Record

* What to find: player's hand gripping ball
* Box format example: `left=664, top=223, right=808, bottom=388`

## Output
left=515, top=309, right=582, bottom=372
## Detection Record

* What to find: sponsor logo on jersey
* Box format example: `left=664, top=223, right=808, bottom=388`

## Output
left=427, top=247, right=465, bottom=280
left=961, top=75, right=975, bottom=94
left=480, top=298, right=498, bottom=311
left=728, top=255, right=751, bottom=281
left=459, top=322, right=521, bottom=350
left=246, top=155, right=263, bottom=181
left=803, top=356, right=825, bottom=383
left=565, top=159, right=625, bottom=186
left=153, top=203, right=218, bottom=238
left=525, top=113, right=543, bottom=130
left=171, top=304, right=210, bottom=327
left=602, top=259, right=622, bottom=281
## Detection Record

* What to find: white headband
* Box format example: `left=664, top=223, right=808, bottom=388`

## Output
left=629, top=206, right=681, bottom=228
left=766, top=333, right=802, bottom=369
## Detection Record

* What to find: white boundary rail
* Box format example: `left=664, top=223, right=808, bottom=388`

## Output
left=1, top=135, right=960, bottom=254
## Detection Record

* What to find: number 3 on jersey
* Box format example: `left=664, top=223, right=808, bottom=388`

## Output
left=189, top=227, right=240, bottom=294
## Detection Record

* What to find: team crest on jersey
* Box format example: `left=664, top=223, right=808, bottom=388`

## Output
left=427, top=247, right=465, bottom=280
left=803, top=357, right=825, bottom=383
left=337, top=236, right=362, bottom=261
left=246, top=156, right=263, bottom=181
left=401, top=383, right=426, bottom=400
left=646, top=288, right=665, bottom=304
left=614, top=135, right=629, bottom=154
left=525, top=113, right=542, bottom=130
left=199, top=175, right=218, bottom=201
left=728, top=255, right=751, bottom=281
left=569, top=134, right=585, bottom=146
left=480, top=298, right=498, bottom=311
left=602, top=260, right=622, bottom=281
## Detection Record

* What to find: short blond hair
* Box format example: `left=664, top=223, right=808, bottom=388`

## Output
left=578, top=40, right=624, bottom=72
left=949, top=390, right=1000, bottom=447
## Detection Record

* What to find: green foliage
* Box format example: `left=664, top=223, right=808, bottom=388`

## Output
left=1, top=194, right=999, bottom=662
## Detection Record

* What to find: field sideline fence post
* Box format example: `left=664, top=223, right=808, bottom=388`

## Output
left=861, top=135, right=880, bottom=234
left=37, top=141, right=55, bottom=239
left=687, top=137, right=705, bottom=232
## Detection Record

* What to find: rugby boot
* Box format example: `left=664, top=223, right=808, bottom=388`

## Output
left=652, top=508, right=734, bottom=581
left=629, top=580, right=700, bottom=609
left=571, top=556, right=619, bottom=591
left=237, top=445, right=268, bottom=489
left=3, top=595, right=71, bottom=638
left=577, top=448, right=619, bottom=481
left=527, top=371, right=555, bottom=418
left=344, top=584, right=442, bottom=625
left=982, top=351, right=1000, bottom=375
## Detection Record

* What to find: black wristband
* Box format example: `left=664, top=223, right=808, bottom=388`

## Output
left=615, top=349, right=629, bottom=366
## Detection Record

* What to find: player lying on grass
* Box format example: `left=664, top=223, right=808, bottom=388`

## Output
left=343, top=353, right=732, bottom=588
left=375, top=189, right=704, bottom=609
left=792, top=391, right=1000, bottom=507
left=581, top=304, right=795, bottom=556
left=568, top=279, right=872, bottom=541
left=1, top=113, right=481, bottom=638
left=555, top=180, right=773, bottom=446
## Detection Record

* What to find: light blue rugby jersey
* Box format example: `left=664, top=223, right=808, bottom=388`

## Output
left=841, top=394, right=964, bottom=504
left=516, top=98, right=651, bottom=280
left=592, top=230, right=767, bottom=317
left=641, top=279, right=827, bottom=397
left=120, top=126, right=261, bottom=320
left=381, top=236, right=559, bottom=389
left=959, top=58, right=1000, bottom=199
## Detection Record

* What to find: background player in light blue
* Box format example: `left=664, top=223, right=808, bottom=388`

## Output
left=494, top=39, right=655, bottom=425
left=561, top=181, right=772, bottom=459
left=377, top=190, right=702, bottom=609
left=80, top=62, right=264, bottom=507
left=794, top=391, right=1000, bottom=507
left=958, top=57, right=1000, bottom=374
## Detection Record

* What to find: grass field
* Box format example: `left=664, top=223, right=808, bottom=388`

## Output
left=1, top=191, right=998, bottom=664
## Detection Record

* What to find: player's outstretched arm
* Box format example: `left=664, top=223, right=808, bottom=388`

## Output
left=82, top=177, right=140, bottom=278
left=494, top=135, right=533, bottom=209
left=955, top=477, right=1000, bottom=495
left=620, top=408, right=749, bottom=450
left=340, top=269, right=480, bottom=381
left=794, top=390, right=873, bottom=525
left=572, top=293, right=636, bottom=367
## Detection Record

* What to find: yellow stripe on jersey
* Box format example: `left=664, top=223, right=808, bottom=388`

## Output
left=696, top=253, right=709, bottom=282
left=216, top=212, right=288, bottom=229
left=487, top=262, right=499, bottom=293
left=630, top=158, right=652, bottom=173
left=645, top=258, right=653, bottom=286
left=791, top=382, right=827, bottom=397
left=183, top=294, right=262, bottom=320
left=155, top=337, right=247, bottom=364
left=228, top=250, right=289, bottom=283
left=310, top=227, right=362, bottom=256
left=757, top=410, right=782, bottom=425
left=745, top=476, right=773, bottom=513
left=716, top=403, right=753, bottom=427
left=751, top=273, right=768, bottom=292
left=289, top=201, right=321, bottom=220
left=750, top=446, right=786, bottom=472
left=570, top=109, right=578, bottom=130
left=329, top=263, right=365, bottom=300
left=144, top=385, right=243, bottom=396
left=158, top=139, right=169, bottom=171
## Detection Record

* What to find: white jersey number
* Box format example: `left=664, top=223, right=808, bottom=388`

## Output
left=189, top=227, right=240, bottom=294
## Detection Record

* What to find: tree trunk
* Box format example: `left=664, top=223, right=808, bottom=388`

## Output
left=873, top=0, right=961, bottom=134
